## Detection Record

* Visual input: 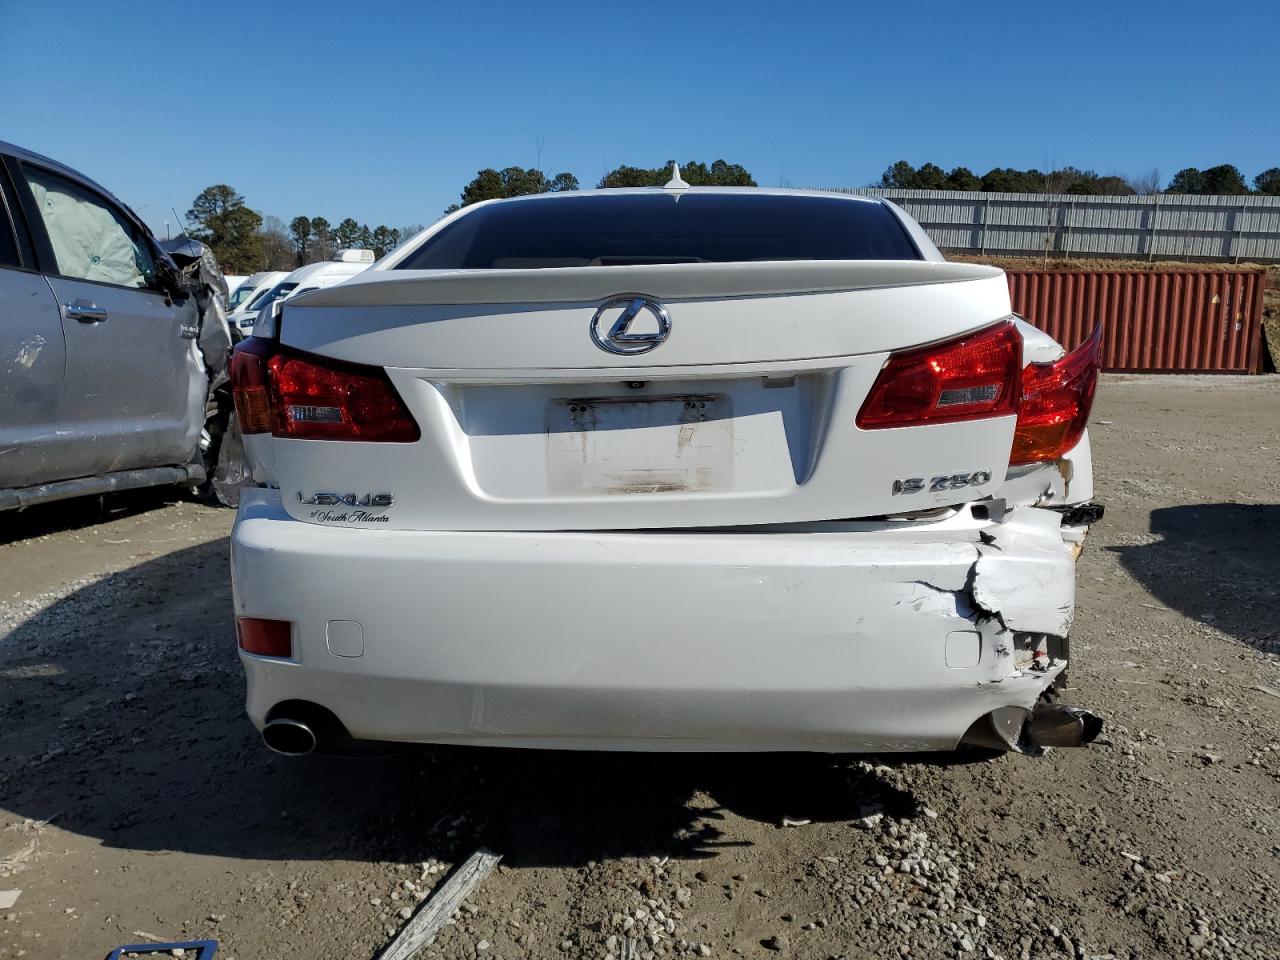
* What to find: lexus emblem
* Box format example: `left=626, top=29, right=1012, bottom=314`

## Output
left=589, top=296, right=671, bottom=355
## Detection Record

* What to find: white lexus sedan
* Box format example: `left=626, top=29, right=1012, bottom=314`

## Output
left=229, top=184, right=1103, bottom=757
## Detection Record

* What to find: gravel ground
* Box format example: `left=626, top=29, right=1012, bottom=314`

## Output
left=1, top=374, right=1278, bottom=960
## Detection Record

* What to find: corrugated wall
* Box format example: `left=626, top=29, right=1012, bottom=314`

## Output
left=1006, top=270, right=1265, bottom=373
left=816, top=188, right=1280, bottom=263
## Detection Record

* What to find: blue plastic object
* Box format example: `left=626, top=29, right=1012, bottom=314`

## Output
left=105, top=940, right=217, bottom=959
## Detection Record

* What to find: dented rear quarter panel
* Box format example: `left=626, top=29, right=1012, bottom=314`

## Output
left=996, top=432, right=1094, bottom=508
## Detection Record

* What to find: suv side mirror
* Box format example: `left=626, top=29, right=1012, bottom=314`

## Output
left=151, top=255, right=188, bottom=302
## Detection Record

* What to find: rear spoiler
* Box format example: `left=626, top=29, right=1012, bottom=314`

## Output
left=292, top=260, right=1004, bottom=307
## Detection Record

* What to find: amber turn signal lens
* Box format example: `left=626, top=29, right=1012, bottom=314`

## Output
left=230, top=338, right=275, bottom=434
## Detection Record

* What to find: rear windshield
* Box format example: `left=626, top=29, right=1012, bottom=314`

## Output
left=396, top=192, right=920, bottom=269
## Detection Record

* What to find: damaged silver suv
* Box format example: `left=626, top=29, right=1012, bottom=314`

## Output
left=0, top=141, right=237, bottom=512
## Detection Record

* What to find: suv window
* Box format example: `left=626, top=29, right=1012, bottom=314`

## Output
left=396, top=193, right=920, bottom=269
left=24, top=166, right=156, bottom=289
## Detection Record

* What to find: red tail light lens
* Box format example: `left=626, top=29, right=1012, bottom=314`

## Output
left=230, top=338, right=274, bottom=433
left=267, top=352, right=419, bottom=441
left=856, top=320, right=1023, bottom=429
left=230, top=339, right=420, bottom=442
left=237, top=617, right=293, bottom=658
left=1010, top=324, right=1102, bottom=465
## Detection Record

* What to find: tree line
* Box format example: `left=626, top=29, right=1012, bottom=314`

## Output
left=185, top=184, right=422, bottom=275
left=878, top=160, right=1280, bottom=197
left=447, top=157, right=1280, bottom=210
left=189, top=155, right=1280, bottom=273
left=445, top=159, right=756, bottom=212
left=186, top=160, right=756, bottom=271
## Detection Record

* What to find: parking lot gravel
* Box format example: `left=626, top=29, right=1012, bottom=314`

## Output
left=1, top=373, right=1278, bottom=960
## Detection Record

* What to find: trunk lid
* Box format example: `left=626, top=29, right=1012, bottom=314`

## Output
left=264, top=260, right=1019, bottom=531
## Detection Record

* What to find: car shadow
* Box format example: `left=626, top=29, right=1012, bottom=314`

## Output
left=1110, top=503, right=1280, bottom=656
left=0, top=488, right=183, bottom=547
left=1, top=539, right=974, bottom=871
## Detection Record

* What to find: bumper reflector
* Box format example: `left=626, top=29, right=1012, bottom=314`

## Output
left=237, top=617, right=293, bottom=658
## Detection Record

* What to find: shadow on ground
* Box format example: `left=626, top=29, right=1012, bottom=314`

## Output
left=0, top=488, right=184, bottom=547
left=1111, top=503, right=1280, bottom=655
left=0, top=540, right=981, bottom=871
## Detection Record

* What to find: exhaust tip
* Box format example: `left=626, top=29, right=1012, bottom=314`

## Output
left=261, top=700, right=347, bottom=756
left=960, top=703, right=1104, bottom=754
left=262, top=718, right=318, bottom=756
left=1025, top=703, right=1104, bottom=749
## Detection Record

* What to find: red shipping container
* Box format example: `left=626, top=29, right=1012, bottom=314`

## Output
left=1004, top=269, right=1265, bottom=373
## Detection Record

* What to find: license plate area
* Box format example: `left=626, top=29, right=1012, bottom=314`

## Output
left=546, top=394, right=733, bottom=495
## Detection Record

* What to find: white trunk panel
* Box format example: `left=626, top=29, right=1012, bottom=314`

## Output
left=257, top=263, right=1020, bottom=531
left=280, top=267, right=1010, bottom=369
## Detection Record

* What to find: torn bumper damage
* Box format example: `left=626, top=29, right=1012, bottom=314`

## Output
left=232, top=489, right=1094, bottom=753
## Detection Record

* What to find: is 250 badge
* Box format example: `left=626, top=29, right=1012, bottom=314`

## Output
left=892, top=471, right=992, bottom=495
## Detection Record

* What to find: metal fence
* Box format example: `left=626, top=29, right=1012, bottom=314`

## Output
left=1006, top=269, right=1265, bottom=373
left=819, top=188, right=1280, bottom=263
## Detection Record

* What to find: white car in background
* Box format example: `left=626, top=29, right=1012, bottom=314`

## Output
left=226, top=272, right=273, bottom=309
left=237, top=251, right=375, bottom=334
left=227, top=271, right=288, bottom=331
left=222, top=274, right=247, bottom=306
left=275, top=249, right=375, bottom=301
left=229, top=184, right=1104, bottom=758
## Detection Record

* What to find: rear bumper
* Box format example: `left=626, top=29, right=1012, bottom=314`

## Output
left=231, top=489, right=1078, bottom=752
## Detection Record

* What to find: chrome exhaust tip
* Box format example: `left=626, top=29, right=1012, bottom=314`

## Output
left=262, top=717, right=319, bottom=756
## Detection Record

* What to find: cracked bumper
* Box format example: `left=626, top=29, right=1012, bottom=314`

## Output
left=232, top=490, right=1077, bottom=752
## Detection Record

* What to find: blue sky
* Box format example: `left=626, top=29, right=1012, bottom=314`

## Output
left=3, top=0, right=1276, bottom=237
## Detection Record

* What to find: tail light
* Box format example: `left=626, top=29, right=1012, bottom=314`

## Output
left=857, top=320, right=1023, bottom=429
left=237, top=617, right=293, bottom=658
left=1010, top=324, right=1102, bottom=465
left=231, top=337, right=274, bottom=433
left=230, top=339, right=419, bottom=442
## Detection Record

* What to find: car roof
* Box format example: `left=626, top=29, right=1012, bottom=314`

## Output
left=0, top=139, right=139, bottom=219
left=470, top=186, right=886, bottom=208
left=282, top=259, right=368, bottom=284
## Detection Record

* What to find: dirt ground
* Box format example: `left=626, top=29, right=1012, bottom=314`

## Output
left=1, top=375, right=1278, bottom=960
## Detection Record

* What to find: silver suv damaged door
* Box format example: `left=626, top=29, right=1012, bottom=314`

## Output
left=16, top=161, right=205, bottom=481
left=0, top=175, right=67, bottom=489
